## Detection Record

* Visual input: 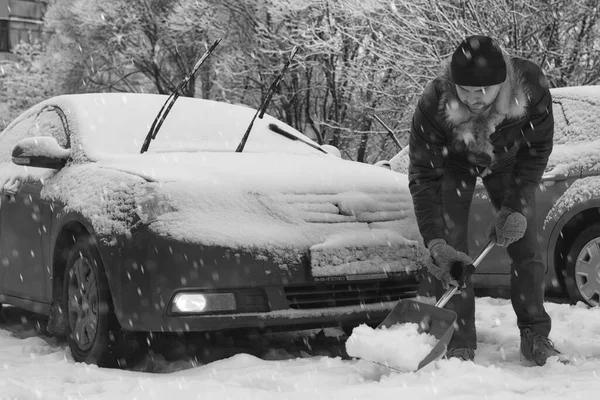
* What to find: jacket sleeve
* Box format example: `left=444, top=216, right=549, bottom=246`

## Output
left=502, top=77, right=554, bottom=213
left=408, top=82, right=448, bottom=246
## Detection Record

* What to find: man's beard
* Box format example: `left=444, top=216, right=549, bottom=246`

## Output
left=466, top=101, right=493, bottom=115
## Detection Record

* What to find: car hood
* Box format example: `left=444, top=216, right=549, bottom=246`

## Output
left=45, top=152, right=428, bottom=277
left=96, top=151, right=408, bottom=194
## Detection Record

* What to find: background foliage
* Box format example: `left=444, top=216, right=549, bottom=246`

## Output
left=2, top=0, right=600, bottom=162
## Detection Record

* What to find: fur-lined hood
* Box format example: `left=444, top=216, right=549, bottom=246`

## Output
left=437, top=54, right=532, bottom=159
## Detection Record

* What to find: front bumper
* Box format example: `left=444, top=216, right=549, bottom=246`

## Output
left=98, top=228, right=420, bottom=333
left=126, top=301, right=402, bottom=332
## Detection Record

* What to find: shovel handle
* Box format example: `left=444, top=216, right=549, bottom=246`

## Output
left=435, top=240, right=495, bottom=309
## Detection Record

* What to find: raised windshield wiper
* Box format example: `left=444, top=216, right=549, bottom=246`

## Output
left=372, top=114, right=404, bottom=150
left=268, top=123, right=327, bottom=154
left=235, top=47, right=298, bottom=153
left=140, top=38, right=222, bottom=154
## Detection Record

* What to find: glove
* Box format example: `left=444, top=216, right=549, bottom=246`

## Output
left=487, top=206, right=527, bottom=247
left=426, top=239, right=473, bottom=288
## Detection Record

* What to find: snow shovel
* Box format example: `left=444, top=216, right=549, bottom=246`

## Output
left=377, top=240, right=495, bottom=371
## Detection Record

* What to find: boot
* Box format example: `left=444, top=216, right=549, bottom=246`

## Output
left=444, top=347, right=475, bottom=361
left=520, top=328, right=561, bottom=366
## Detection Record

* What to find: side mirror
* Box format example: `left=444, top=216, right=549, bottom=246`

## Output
left=12, top=136, right=70, bottom=169
left=374, top=160, right=392, bottom=170
left=321, top=144, right=342, bottom=158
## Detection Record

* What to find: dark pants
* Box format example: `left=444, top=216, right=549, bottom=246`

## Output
left=417, top=157, right=552, bottom=349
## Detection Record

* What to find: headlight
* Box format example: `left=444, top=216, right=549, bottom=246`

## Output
left=136, top=193, right=176, bottom=223
left=170, top=292, right=237, bottom=314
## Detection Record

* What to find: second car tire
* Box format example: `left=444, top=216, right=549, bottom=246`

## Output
left=564, top=223, right=600, bottom=307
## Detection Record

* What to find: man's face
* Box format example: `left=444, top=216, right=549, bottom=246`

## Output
left=455, top=84, right=502, bottom=115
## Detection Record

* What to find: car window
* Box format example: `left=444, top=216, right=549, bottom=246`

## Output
left=0, top=106, right=69, bottom=163
left=551, top=95, right=600, bottom=145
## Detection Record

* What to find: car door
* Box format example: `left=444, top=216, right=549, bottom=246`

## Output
left=468, top=174, right=576, bottom=288
left=0, top=182, right=50, bottom=302
left=0, top=106, right=70, bottom=304
left=469, top=88, right=600, bottom=289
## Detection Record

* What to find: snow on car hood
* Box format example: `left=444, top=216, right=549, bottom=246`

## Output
left=98, top=151, right=407, bottom=193
left=41, top=152, right=429, bottom=276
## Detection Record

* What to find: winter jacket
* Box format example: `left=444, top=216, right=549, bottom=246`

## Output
left=408, top=56, right=554, bottom=246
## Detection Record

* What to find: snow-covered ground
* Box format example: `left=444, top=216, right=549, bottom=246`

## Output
left=1, top=297, right=599, bottom=400
left=1, top=86, right=600, bottom=400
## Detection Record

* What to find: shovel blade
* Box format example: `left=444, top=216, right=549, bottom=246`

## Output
left=377, top=299, right=457, bottom=371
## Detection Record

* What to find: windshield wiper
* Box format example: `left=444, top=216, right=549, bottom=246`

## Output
left=372, top=114, right=404, bottom=150
left=140, top=38, right=222, bottom=154
left=235, top=47, right=298, bottom=153
left=268, top=123, right=327, bottom=154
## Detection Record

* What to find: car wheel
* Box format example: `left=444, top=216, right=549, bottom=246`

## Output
left=63, top=237, right=122, bottom=367
left=564, top=223, right=600, bottom=307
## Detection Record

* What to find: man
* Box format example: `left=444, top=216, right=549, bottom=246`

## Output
left=408, top=35, right=561, bottom=365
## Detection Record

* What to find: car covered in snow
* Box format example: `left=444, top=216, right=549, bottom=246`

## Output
left=0, top=93, right=430, bottom=366
left=389, top=85, right=600, bottom=307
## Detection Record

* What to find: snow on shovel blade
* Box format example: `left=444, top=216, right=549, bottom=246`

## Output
left=370, top=241, right=495, bottom=371
left=376, top=299, right=457, bottom=371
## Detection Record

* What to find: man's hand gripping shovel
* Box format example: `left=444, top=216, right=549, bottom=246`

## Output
left=375, top=240, right=495, bottom=371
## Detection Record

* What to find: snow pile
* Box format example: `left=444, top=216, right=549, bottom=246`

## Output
left=544, top=175, right=600, bottom=227
left=345, top=322, right=437, bottom=371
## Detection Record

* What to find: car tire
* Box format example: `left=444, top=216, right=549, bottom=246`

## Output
left=564, top=223, right=600, bottom=307
left=63, top=237, right=124, bottom=367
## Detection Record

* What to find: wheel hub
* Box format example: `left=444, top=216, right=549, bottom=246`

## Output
left=575, top=238, right=600, bottom=306
left=67, top=256, right=99, bottom=351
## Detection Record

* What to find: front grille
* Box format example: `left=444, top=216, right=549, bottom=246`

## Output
left=236, top=288, right=270, bottom=313
left=283, top=278, right=419, bottom=309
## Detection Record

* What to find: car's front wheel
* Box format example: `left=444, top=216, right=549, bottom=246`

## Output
left=63, top=237, right=122, bottom=367
left=564, top=223, right=600, bottom=307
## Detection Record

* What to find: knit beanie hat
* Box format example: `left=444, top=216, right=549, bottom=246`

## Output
left=450, top=35, right=507, bottom=86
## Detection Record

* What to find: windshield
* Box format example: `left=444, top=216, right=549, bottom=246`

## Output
left=66, top=93, right=323, bottom=160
